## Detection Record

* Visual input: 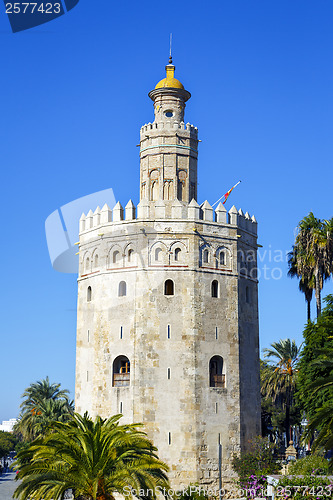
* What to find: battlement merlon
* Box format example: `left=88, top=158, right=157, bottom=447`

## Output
left=79, top=200, right=258, bottom=237
left=140, top=121, right=198, bottom=136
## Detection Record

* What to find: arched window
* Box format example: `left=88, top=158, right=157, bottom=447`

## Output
left=219, top=251, right=225, bottom=266
left=85, top=257, right=90, bottom=271
left=113, top=355, right=130, bottom=387
left=174, top=248, right=181, bottom=261
left=87, top=286, right=92, bottom=302
left=118, top=281, right=126, bottom=297
left=203, top=249, right=209, bottom=264
left=177, top=180, right=184, bottom=201
left=209, top=356, right=225, bottom=388
left=94, top=254, right=99, bottom=267
left=164, top=279, right=174, bottom=296
left=155, top=248, right=162, bottom=261
left=113, top=250, right=120, bottom=264
left=211, top=280, right=219, bottom=298
left=164, top=180, right=172, bottom=200
left=246, top=286, right=250, bottom=303
left=151, top=181, right=158, bottom=201
left=128, top=249, right=134, bottom=263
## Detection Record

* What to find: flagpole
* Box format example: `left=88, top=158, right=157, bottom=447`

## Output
left=211, top=180, right=241, bottom=207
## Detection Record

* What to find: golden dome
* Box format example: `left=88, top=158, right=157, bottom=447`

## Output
left=155, top=64, right=184, bottom=90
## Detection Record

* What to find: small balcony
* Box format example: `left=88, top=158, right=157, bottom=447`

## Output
left=210, top=374, right=225, bottom=388
left=113, top=373, right=130, bottom=387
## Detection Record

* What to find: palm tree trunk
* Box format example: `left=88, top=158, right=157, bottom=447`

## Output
left=285, top=385, right=291, bottom=446
left=285, top=401, right=290, bottom=445
left=307, top=299, right=311, bottom=321
left=315, top=269, right=322, bottom=317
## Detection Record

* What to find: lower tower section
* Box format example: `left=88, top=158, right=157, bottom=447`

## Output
left=75, top=200, right=261, bottom=488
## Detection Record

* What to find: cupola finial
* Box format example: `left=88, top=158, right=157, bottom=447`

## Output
left=169, top=33, right=172, bottom=64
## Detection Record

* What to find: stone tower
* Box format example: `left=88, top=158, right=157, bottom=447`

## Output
left=75, top=59, right=261, bottom=488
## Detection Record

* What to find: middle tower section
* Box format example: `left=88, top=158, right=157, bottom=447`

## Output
left=139, top=74, right=199, bottom=204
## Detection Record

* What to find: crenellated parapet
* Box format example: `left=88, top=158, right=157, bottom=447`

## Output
left=140, top=121, right=198, bottom=136
left=79, top=199, right=257, bottom=236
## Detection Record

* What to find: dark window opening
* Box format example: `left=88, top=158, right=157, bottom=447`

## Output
left=164, top=279, right=174, bottom=296
left=118, top=281, right=127, bottom=297
left=211, top=280, right=219, bottom=298
left=209, top=355, right=225, bottom=388
left=203, top=249, right=209, bottom=264
left=174, top=248, right=181, bottom=261
left=219, top=252, right=225, bottom=266
left=87, top=286, right=92, bottom=302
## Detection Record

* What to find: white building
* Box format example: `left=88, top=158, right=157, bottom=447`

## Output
left=0, top=418, right=17, bottom=433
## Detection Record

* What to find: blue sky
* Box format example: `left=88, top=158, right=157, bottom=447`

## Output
left=1, top=0, right=332, bottom=422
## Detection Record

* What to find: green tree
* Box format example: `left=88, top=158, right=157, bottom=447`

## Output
left=231, top=436, right=280, bottom=492
left=303, top=349, right=333, bottom=458
left=288, top=246, right=314, bottom=321
left=261, top=361, right=301, bottom=444
left=290, top=213, right=333, bottom=318
left=14, top=377, right=74, bottom=441
left=297, top=295, right=333, bottom=421
left=297, top=296, right=333, bottom=463
left=262, top=339, right=302, bottom=444
left=20, top=376, right=71, bottom=407
left=288, top=453, right=329, bottom=476
left=14, top=413, right=169, bottom=500
left=0, top=431, right=18, bottom=459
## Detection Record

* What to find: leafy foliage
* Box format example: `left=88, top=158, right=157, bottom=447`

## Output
left=288, top=245, right=315, bottom=321
left=289, top=213, right=333, bottom=318
left=231, top=436, right=281, bottom=484
left=13, top=412, right=169, bottom=500
left=297, top=296, right=333, bottom=459
left=297, top=296, right=333, bottom=420
left=288, top=454, right=330, bottom=476
left=14, top=376, right=74, bottom=441
left=261, top=370, right=301, bottom=442
left=261, top=339, right=302, bottom=442
left=277, top=475, right=333, bottom=500
left=0, top=431, right=18, bottom=459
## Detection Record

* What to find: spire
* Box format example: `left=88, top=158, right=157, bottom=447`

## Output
left=169, top=33, right=173, bottom=64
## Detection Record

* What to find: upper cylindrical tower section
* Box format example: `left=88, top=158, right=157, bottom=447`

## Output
left=140, top=59, right=199, bottom=205
left=148, top=60, right=191, bottom=125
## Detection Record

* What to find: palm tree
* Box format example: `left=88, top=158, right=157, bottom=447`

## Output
left=14, top=413, right=169, bottom=500
left=14, top=377, right=74, bottom=441
left=291, top=213, right=333, bottom=317
left=288, top=246, right=314, bottom=321
left=16, top=398, right=74, bottom=441
left=21, top=376, right=71, bottom=407
left=262, top=339, right=302, bottom=444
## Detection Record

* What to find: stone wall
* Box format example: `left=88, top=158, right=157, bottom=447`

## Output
left=75, top=200, right=260, bottom=488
